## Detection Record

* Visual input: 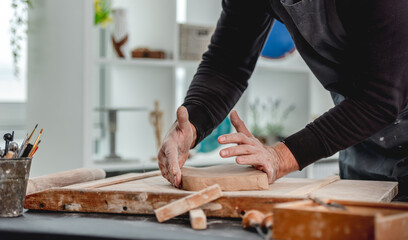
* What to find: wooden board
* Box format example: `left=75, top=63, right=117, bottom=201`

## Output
left=24, top=174, right=398, bottom=218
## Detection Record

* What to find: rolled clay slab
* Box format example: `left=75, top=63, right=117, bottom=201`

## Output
left=181, top=164, right=269, bottom=191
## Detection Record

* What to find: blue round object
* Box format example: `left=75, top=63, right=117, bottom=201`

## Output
left=197, top=117, right=231, bottom=153
left=261, top=21, right=295, bottom=59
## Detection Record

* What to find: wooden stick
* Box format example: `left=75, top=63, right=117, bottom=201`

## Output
left=189, top=208, right=207, bottom=230
left=154, top=184, right=222, bottom=223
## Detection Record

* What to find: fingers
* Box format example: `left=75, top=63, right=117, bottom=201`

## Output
left=220, top=145, right=256, bottom=158
left=166, top=143, right=182, bottom=188
left=218, top=132, right=252, bottom=145
left=158, top=148, right=171, bottom=182
left=235, top=155, right=263, bottom=166
left=176, top=106, right=190, bottom=132
left=158, top=141, right=182, bottom=188
left=230, top=110, right=252, bottom=137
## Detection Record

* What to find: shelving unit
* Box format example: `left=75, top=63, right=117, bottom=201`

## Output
left=83, top=0, right=337, bottom=177
left=95, top=51, right=309, bottom=72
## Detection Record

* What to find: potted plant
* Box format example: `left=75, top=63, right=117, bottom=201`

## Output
left=265, top=98, right=295, bottom=144
left=249, top=98, right=267, bottom=144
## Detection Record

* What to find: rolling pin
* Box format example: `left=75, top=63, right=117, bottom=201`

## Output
left=26, top=168, right=106, bottom=195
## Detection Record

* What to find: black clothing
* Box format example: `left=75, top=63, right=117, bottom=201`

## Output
left=182, top=0, right=408, bottom=190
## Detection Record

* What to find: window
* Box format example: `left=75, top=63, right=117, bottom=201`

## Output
left=0, top=0, right=27, bottom=102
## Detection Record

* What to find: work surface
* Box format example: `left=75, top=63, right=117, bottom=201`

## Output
left=9, top=173, right=402, bottom=240
left=25, top=173, right=399, bottom=218
left=0, top=210, right=257, bottom=240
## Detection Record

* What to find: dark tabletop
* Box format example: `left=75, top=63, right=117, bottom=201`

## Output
left=0, top=210, right=261, bottom=240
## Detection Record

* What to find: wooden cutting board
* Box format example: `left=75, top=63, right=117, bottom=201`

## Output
left=24, top=173, right=398, bottom=218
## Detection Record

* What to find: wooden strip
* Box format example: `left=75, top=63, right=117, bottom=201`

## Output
left=285, top=175, right=340, bottom=196
left=65, top=170, right=161, bottom=189
left=189, top=208, right=207, bottom=230
left=154, top=184, right=222, bottom=222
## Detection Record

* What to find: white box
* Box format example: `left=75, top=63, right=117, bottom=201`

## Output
left=179, top=24, right=215, bottom=61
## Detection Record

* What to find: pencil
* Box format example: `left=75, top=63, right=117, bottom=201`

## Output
left=28, top=128, right=43, bottom=157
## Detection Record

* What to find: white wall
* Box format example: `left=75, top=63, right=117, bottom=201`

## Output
left=26, top=0, right=87, bottom=177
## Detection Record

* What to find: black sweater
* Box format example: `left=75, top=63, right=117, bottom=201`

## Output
left=182, top=0, right=408, bottom=169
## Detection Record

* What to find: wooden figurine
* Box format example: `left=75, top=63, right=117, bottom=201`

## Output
left=111, top=9, right=129, bottom=58
left=149, top=100, right=164, bottom=160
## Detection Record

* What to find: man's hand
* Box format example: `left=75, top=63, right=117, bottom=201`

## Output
left=158, top=106, right=196, bottom=188
left=218, top=111, right=299, bottom=183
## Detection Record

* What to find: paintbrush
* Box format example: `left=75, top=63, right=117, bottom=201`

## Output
left=26, top=124, right=38, bottom=144
left=28, top=129, right=43, bottom=157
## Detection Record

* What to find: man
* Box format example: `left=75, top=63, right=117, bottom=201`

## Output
left=158, top=0, right=408, bottom=200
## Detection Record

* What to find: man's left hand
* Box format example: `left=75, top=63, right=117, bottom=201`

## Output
left=218, top=111, right=299, bottom=183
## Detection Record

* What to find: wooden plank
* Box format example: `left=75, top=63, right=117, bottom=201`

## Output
left=65, top=171, right=161, bottom=189
left=154, top=184, right=222, bottom=222
left=313, top=179, right=398, bottom=202
left=285, top=175, right=339, bottom=196
left=189, top=209, right=207, bottom=230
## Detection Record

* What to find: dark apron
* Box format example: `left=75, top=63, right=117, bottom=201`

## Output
left=332, top=93, right=408, bottom=201
left=278, top=0, right=408, bottom=200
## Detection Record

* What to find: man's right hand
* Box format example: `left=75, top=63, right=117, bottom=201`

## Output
left=158, top=106, right=196, bottom=188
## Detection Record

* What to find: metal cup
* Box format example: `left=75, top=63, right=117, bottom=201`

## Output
left=0, top=158, right=32, bottom=217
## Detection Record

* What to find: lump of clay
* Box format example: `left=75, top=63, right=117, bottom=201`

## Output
left=181, top=164, right=269, bottom=191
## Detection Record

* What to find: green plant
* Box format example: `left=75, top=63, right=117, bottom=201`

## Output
left=266, top=98, right=295, bottom=137
left=9, top=0, right=32, bottom=78
left=94, top=0, right=112, bottom=28
left=249, top=98, right=266, bottom=137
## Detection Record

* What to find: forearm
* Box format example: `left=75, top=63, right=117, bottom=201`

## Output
left=183, top=0, right=274, bottom=147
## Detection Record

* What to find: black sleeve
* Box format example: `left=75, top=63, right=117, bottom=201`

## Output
left=182, top=0, right=274, bottom=146
left=284, top=0, right=408, bottom=169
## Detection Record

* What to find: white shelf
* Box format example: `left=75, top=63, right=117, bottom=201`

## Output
left=95, top=51, right=310, bottom=73
left=96, top=58, right=175, bottom=67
